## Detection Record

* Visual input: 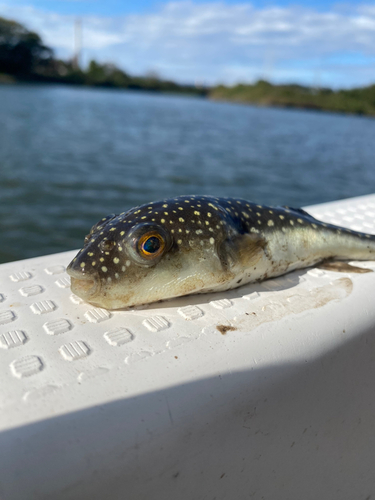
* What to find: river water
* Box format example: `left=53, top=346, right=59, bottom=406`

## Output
left=1, top=83, right=375, bottom=263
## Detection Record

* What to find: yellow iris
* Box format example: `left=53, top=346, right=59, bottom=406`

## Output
left=138, top=232, right=165, bottom=260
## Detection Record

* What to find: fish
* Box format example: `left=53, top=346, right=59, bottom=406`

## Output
left=66, top=195, right=375, bottom=310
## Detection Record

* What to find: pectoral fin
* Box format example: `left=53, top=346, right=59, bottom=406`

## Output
left=218, top=233, right=266, bottom=271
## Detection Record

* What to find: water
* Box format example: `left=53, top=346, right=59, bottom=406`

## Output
left=1, top=83, right=375, bottom=264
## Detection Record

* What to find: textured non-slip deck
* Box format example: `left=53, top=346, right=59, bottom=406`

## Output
left=1, top=195, right=375, bottom=500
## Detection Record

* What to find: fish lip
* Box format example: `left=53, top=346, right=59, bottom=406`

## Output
left=67, top=268, right=100, bottom=299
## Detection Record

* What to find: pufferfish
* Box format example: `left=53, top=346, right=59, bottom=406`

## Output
left=67, top=195, right=375, bottom=309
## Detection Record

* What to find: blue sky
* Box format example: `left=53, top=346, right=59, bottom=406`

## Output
left=1, top=0, right=375, bottom=88
left=4, top=0, right=345, bottom=16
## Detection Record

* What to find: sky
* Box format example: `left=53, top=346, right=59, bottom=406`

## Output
left=1, top=0, right=375, bottom=88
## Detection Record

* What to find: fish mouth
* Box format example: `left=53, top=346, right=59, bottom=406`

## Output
left=68, top=269, right=100, bottom=299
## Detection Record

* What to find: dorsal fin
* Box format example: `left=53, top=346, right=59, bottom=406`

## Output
left=282, top=206, right=315, bottom=219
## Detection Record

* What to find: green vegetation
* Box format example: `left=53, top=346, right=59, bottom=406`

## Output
left=0, top=16, right=206, bottom=96
left=209, top=79, right=375, bottom=116
left=2, top=16, right=375, bottom=115
left=0, top=17, right=53, bottom=77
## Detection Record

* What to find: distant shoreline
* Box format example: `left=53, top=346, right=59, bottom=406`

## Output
left=0, top=71, right=207, bottom=97
left=209, top=96, right=375, bottom=118
left=209, top=81, right=375, bottom=117
left=2, top=75, right=375, bottom=119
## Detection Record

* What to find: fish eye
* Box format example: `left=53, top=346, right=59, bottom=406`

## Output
left=138, top=232, right=165, bottom=259
left=125, top=223, right=171, bottom=267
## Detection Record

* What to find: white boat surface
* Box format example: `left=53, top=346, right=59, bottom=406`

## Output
left=1, top=194, right=375, bottom=500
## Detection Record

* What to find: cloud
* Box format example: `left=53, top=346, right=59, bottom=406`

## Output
left=1, top=1, right=375, bottom=87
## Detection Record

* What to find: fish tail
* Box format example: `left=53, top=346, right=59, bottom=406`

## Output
left=329, top=228, right=375, bottom=261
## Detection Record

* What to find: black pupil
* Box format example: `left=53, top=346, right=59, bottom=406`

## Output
left=143, top=236, right=160, bottom=253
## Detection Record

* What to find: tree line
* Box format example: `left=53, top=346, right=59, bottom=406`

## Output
left=0, top=16, right=206, bottom=95
left=210, top=79, right=375, bottom=116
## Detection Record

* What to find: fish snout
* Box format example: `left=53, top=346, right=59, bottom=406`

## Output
left=67, top=260, right=100, bottom=300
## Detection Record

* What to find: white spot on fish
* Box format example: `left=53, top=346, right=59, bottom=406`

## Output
left=267, top=220, right=274, bottom=227
left=102, top=266, right=108, bottom=273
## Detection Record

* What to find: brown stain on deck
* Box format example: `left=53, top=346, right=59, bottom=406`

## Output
left=216, top=325, right=237, bottom=335
left=234, top=277, right=353, bottom=332
left=210, top=278, right=354, bottom=337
